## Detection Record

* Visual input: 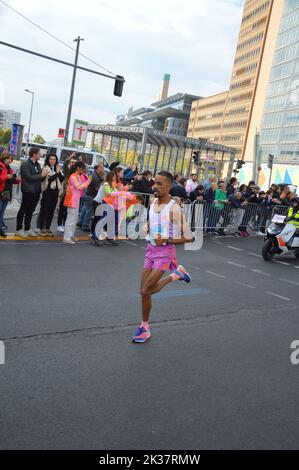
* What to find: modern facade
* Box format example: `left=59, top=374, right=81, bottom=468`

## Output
left=0, top=109, right=21, bottom=129
left=188, top=91, right=228, bottom=143
left=116, top=92, right=201, bottom=137
left=259, top=0, right=299, bottom=166
left=188, top=0, right=286, bottom=164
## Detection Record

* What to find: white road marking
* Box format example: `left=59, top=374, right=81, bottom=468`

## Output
left=189, top=264, right=201, bottom=271
left=124, top=240, right=138, bottom=247
left=205, top=271, right=227, bottom=279
left=226, top=246, right=244, bottom=252
left=227, top=261, right=247, bottom=268
left=279, top=278, right=299, bottom=286
left=266, top=291, right=290, bottom=302
left=235, top=281, right=256, bottom=289
left=251, top=269, right=271, bottom=276
left=293, top=266, right=299, bottom=269
left=274, top=260, right=291, bottom=266
left=248, top=252, right=262, bottom=258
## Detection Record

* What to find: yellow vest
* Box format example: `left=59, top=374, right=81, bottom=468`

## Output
left=288, top=207, right=299, bottom=229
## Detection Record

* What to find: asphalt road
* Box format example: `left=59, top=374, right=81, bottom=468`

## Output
left=0, top=231, right=299, bottom=450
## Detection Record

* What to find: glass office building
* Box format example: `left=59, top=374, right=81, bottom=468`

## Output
left=259, top=0, right=299, bottom=165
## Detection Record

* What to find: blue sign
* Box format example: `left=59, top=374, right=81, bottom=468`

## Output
left=9, top=124, right=24, bottom=157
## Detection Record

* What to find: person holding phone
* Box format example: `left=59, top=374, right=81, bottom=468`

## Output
left=39, top=153, right=65, bottom=236
left=63, top=161, right=92, bottom=244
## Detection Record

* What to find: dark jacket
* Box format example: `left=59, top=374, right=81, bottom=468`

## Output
left=132, top=177, right=153, bottom=195
left=20, top=158, right=43, bottom=194
left=228, top=193, right=243, bottom=209
left=226, top=183, right=236, bottom=196
left=85, top=172, right=103, bottom=198
left=170, top=184, right=188, bottom=200
left=204, top=187, right=215, bottom=203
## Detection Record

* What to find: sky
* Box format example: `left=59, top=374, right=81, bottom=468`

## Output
left=0, top=0, right=244, bottom=142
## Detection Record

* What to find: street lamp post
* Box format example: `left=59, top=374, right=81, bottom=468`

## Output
left=25, top=89, right=34, bottom=157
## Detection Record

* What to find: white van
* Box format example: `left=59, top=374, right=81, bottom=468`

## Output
left=21, top=144, right=110, bottom=173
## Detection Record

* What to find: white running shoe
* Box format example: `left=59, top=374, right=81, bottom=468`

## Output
left=15, top=230, right=27, bottom=238
left=63, top=239, right=75, bottom=245
left=24, top=230, right=37, bottom=237
left=57, top=226, right=65, bottom=233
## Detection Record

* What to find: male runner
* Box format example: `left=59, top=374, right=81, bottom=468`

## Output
left=132, top=171, right=194, bottom=343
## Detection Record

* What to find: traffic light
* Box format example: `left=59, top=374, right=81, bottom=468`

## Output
left=267, top=154, right=274, bottom=169
left=236, top=159, right=246, bottom=170
left=113, top=75, right=125, bottom=97
left=192, top=150, right=201, bottom=165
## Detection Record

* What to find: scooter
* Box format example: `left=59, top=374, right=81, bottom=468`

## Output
left=262, top=214, right=299, bottom=261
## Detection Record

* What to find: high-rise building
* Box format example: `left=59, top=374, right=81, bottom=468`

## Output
left=0, top=109, right=21, bottom=129
left=188, top=0, right=286, bottom=163
left=259, top=0, right=299, bottom=166
left=188, top=91, right=228, bottom=143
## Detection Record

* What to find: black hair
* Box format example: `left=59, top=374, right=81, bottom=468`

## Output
left=29, top=147, right=40, bottom=158
left=44, top=153, right=58, bottom=168
left=157, top=171, right=173, bottom=184
left=70, top=161, right=86, bottom=174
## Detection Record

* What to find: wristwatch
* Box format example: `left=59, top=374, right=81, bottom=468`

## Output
left=162, top=239, right=170, bottom=246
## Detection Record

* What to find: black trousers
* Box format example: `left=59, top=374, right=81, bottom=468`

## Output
left=57, top=195, right=67, bottom=226
left=39, top=188, right=59, bottom=230
left=16, top=192, right=40, bottom=231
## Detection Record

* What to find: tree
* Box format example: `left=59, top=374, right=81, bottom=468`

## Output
left=33, top=134, right=46, bottom=144
left=0, top=128, right=11, bottom=146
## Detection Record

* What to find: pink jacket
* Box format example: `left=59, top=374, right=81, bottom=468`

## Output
left=64, top=173, right=90, bottom=209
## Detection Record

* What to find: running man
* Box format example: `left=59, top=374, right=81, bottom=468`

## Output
left=132, top=171, right=194, bottom=343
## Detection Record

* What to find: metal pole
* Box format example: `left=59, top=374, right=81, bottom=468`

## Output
left=25, top=89, right=34, bottom=158
left=64, top=36, right=84, bottom=145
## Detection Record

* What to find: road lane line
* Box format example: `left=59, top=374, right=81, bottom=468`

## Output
left=251, top=269, right=272, bottom=276
left=124, top=240, right=138, bottom=247
left=189, top=264, right=201, bottom=271
left=279, top=278, right=299, bottom=286
left=293, top=266, right=299, bottom=269
left=227, top=261, right=247, bottom=268
left=248, top=252, right=262, bottom=258
left=226, top=246, right=244, bottom=252
left=266, top=291, right=290, bottom=301
left=274, top=260, right=291, bottom=266
left=235, top=281, right=256, bottom=289
left=205, top=271, right=227, bottom=279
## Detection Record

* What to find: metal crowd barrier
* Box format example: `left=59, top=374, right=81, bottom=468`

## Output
left=187, top=201, right=290, bottom=233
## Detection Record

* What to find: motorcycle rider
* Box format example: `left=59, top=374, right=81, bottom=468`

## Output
left=286, top=197, right=299, bottom=233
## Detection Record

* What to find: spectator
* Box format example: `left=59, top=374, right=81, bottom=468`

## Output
left=63, top=162, right=92, bottom=245
left=189, top=184, right=205, bottom=203
left=203, top=175, right=217, bottom=192
left=39, top=153, right=65, bottom=237
left=245, top=181, right=256, bottom=198
left=170, top=177, right=188, bottom=201
left=213, top=182, right=228, bottom=234
left=0, top=153, right=19, bottom=237
left=186, top=173, right=198, bottom=194
left=226, top=177, right=238, bottom=196
left=132, top=170, right=153, bottom=195
left=123, top=165, right=135, bottom=185
left=280, top=185, right=293, bottom=207
left=132, top=170, right=153, bottom=207
left=77, top=164, right=105, bottom=232
left=91, top=171, right=119, bottom=246
left=57, top=153, right=78, bottom=233
left=173, top=174, right=181, bottom=185
left=15, top=147, right=43, bottom=238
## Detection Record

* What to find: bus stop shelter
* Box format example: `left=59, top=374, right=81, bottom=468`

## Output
left=87, top=124, right=237, bottom=180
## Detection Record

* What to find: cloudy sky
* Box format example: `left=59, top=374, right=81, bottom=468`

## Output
left=0, top=0, right=244, bottom=141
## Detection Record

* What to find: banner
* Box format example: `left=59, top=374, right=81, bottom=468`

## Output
left=9, top=124, right=24, bottom=158
left=72, top=119, right=89, bottom=146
